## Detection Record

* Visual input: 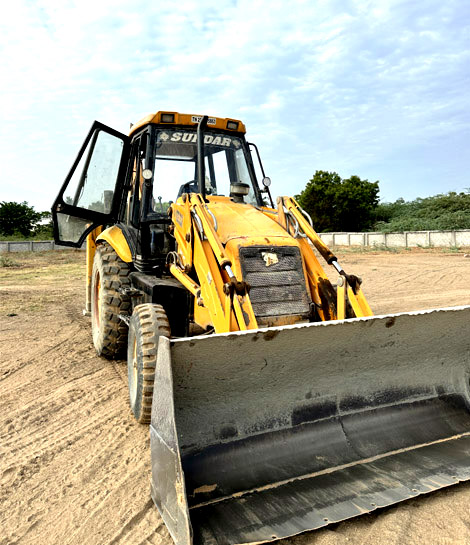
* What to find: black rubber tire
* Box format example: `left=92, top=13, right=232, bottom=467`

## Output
left=91, top=242, right=131, bottom=358
left=127, top=304, right=171, bottom=424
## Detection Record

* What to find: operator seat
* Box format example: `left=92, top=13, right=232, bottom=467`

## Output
left=177, top=180, right=198, bottom=198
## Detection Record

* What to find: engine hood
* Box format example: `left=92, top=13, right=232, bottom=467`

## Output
left=206, top=197, right=291, bottom=245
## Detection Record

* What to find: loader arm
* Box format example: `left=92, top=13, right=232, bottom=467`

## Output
left=168, top=193, right=258, bottom=333
left=273, top=196, right=373, bottom=320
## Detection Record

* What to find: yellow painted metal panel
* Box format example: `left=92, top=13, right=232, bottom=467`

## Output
left=206, top=197, right=289, bottom=244
left=129, top=111, right=246, bottom=137
left=96, top=225, right=132, bottom=263
left=85, top=226, right=103, bottom=313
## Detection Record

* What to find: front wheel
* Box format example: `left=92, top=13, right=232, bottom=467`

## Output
left=91, top=242, right=131, bottom=358
left=127, top=304, right=171, bottom=424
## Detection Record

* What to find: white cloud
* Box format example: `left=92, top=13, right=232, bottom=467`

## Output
left=0, top=0, right=469, bottom=211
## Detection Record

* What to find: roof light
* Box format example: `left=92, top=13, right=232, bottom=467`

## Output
left=227, top=120, right=239, bottom=130
left=161, top=113, right=175, bottom=123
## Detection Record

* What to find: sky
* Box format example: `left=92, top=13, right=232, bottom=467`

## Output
left=1, top=0, right=469, bottom=212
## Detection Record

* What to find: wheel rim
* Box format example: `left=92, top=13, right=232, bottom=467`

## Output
left=129, top=337, right=138, bottom=406
left=93, top=270, right=101, bottom=329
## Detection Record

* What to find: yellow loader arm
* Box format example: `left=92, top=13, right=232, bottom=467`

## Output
left=168, top=193, right=258, bottom=333
left=168, top=193, right=372, bottom=333
left=274, top=196, right=373, bottom=319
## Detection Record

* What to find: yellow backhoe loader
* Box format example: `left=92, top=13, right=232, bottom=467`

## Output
left=52, top=111, right=470, bottom=545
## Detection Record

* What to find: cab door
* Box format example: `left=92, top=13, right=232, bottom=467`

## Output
left=52, top=121, right=130, bottom=247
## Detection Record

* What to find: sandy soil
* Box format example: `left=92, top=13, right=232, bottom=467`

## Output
left=1, top=248, right=470, bottom=545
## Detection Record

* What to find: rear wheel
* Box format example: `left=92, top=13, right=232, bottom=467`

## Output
left=127, top=304, right=171, bottom=424
left=91, top=242, right=131, bottom=358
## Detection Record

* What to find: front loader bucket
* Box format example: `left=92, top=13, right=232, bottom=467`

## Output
left=150, top=306, right=470, bottom=545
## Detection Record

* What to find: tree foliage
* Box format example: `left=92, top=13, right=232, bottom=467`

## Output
left=296, top=171, right=380, bottom=232
left=0, top=201, right=52, bottom=238
left=374, top=191, right=470, bottom=232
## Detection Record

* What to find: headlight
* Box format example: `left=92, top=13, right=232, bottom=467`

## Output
left=161, top=113, right=175, bottom=123
left=226, top=120, right=239, bottom=130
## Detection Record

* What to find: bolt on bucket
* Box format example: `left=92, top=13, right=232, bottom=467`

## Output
left=150, top=305, right=470, bottom=545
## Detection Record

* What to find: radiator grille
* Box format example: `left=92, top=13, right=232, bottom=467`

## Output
left=239, top=246, right=311, bottom=318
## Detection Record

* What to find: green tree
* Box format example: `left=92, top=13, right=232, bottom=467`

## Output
left=0, top=201, right=44, bottom=237
left=296, top=171, right=379, bottom=232
left=374, top=191, right=470, bottom=232
left=34, top=211, right=54, bottom=239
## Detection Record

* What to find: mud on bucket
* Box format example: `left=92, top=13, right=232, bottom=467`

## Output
left=150, top=305, right=470, bottom=545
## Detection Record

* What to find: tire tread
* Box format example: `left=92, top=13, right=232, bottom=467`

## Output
left=128, top=303, right=170, bottom=424
left=92, top=242, right=131, bottom=358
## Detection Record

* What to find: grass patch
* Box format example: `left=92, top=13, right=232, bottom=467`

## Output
left=333, top=244, right=405, bottom=254
left=415, top=244, right=434, bottom=250
left=332, top=244, right=470, bottom=255
left=0, top=256, right=20, bottom=268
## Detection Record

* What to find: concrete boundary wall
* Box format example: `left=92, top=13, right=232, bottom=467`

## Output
left=2, top=230, right=470, bottom=253
left=0, top=241, right=83, bottom=253
left=319, top=229, right=470, bottom=248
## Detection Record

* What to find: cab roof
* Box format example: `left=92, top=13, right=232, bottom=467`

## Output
left=129, top=111, right=246, bottom=137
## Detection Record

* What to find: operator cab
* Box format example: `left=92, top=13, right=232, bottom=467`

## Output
left=51, top=112, right=272, bottom=258
left=151, top=128, right=261, bottom=209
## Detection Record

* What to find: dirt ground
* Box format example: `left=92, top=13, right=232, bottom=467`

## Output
left=1, top=248, right=470, bottom=545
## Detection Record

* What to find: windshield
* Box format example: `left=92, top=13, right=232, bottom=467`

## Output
left=151, top=128, right=260, bottom=211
